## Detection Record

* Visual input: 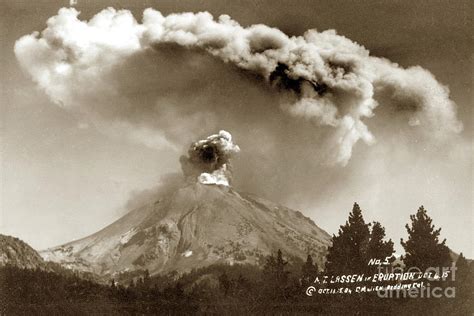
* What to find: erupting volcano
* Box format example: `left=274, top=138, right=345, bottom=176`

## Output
left=40, top=131, right=331, bottom=277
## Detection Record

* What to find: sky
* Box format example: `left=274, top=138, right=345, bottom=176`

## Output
left=1, top=0, right=472, bottom=257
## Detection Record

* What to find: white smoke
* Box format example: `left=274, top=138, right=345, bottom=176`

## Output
left=198, top=166, right=231, bottom=186
left=14, top=8, right=462, bottom=165
left=181, top=130, right=240, bottom=186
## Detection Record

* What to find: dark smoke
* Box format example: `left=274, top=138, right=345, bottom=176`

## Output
left=14, top=8, right=463, bottom=166
left=180, top=130, right=240, bottom=186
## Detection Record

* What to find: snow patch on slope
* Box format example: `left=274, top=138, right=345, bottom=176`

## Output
left=182, top=250, right=193, bottom=257
left=120, top=228, right=137, bottom=245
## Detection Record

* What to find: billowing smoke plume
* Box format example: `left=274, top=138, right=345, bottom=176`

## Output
left=14, top=8, right=462, bottom=166
left=180, top=130, right=240, bottom=186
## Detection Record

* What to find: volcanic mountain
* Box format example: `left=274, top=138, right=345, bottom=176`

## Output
left=40, top=183, right=331, bottom=277
left=40, top=131, right=331, bottom=277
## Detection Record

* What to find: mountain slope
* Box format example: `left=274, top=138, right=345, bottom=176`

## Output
left=0, top=234, right=46, bottom=270
left=40, top=183, right=331, bottom=276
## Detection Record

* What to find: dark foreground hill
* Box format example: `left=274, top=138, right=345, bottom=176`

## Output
left=0, top=234, right=47, bottom=270
left=2, top=259, right=472, bottom=315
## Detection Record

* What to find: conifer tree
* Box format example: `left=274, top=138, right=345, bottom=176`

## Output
left=301, top=254, right=318, bottom=286
left=366, top=222, right=395, bottom=271
left=143, top=269, right=150, bottom=287
left=325, top=203, right=370, bottom=275
left=454, top=253, right=473, bottom=301
left=401, top=206, right=451, bottom=271
left=263, top=253, right=276, bottom=276
left=263, top=249, right=289, bottom=290
left=275, top=249, right=289, bottom=284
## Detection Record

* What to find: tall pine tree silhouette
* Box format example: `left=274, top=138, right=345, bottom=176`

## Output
left=301, top=254, right=318, bottom=286
left=366, top=222, right=395, bottom=269
left=263, top=249, right=289, bottom=299
left=401, top=206, right=451, bottom=271
left=274, top=249, right=289, bottom=286
left=325, top=203, right=394, bottom=275
left=453, top=252, right=473, bottom=308
left=325, top=203, right=370, bottom=275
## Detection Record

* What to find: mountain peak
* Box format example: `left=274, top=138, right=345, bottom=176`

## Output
left=40, top=182, right=331, bottom=277
left=39, top=131, right=330, bottom=277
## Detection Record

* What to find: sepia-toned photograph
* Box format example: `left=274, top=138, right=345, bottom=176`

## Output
left=1, top=0, right=472, bottom=314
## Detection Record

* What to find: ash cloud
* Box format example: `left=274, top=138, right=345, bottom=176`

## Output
left=123, top=130, right=239, bottom=211
left=13, top=7, right=464, bottom=174
left=180, top=130, right=240, bottom=186
left=125, top=173, right=184, bottom=211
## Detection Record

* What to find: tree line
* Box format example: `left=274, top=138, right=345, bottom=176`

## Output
left=0, top=204, right=472, bottom=314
